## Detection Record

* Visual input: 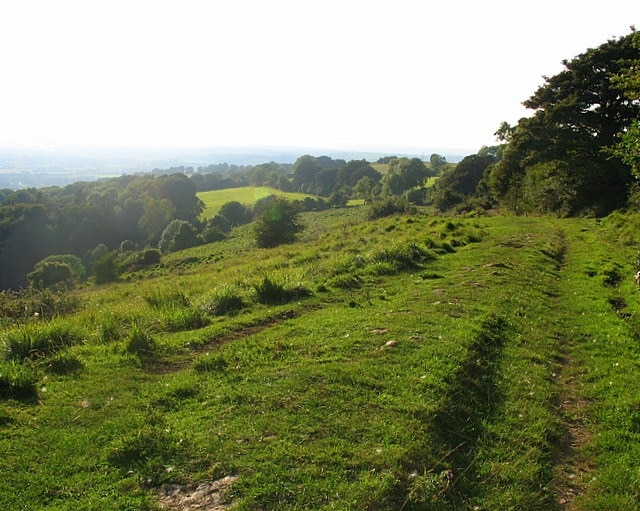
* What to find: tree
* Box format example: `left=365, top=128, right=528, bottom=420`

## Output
left=218, top=201, right=252, bottom=227
left=383, top=158, right=427, bottom=196
left=488, top=30, right=640, bottom=215
left=253, top=196, right=302, bottom=248
left=158, top=220, right=201, bottom=254
left=27, top=254, right=85, bottom=289
left=429, top=153, right=447, bottom=175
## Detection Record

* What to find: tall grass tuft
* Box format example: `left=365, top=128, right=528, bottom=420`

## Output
left=252, top=275, right=312, bottom=304
left=143, top=288, right=190, bottom=310
left=202, top=285, right=246, bottom=316
left=3, top=319, right=85, bottom=361
left=371, top=242, right=435, bottom=271
left=125, top=323, right=156, bottom=357
left=0, top=361, right=40, bottom=401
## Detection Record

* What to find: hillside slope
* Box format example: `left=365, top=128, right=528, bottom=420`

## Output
left=1, top=211, right=640, bottom=510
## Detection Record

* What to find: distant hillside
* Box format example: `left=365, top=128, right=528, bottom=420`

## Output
left=0, top=146, right=468, bottom=189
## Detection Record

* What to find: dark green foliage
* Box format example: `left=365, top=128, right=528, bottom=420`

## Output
left=432, top=154, right=497, bottom=211
left=367, top=197, right=407, bottom=219
left=0, top=172, right=205, bottom=290
left=158, top=220, right=202, bottom=254
left=118, top=248, right=161, bottom=274
left=254, top=196, right=303, bottom=248
left=218, top=200, right=252, bottom=227
left=27, top=254, right=85, bottom=290
left=488, top=31, right=640, bottom=215
left=93, top=251, right=119, bottom=284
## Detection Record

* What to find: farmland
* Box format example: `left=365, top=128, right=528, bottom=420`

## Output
left=2, top=206, right=640, bottom=510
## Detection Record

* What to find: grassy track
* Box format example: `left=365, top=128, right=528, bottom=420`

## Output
left=2, top=211, right=640, bottom=509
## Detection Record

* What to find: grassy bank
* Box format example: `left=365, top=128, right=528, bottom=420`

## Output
left=2, top=209, right=640, bottom=510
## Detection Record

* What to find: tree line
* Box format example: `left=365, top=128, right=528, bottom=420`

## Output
left=430, top=29, right=640, bottom=216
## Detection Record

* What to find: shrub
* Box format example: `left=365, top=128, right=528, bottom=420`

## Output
left=367, top=197, right=407, bottom=219
left=254, top=196, right=302, bottom=248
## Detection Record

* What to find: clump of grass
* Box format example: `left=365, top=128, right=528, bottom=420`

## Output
left=203, top=286, right=246, bottom=316
left=160, top=306, right=209, bottom=332
left=371, top=242, right=435, bottom=271
left=97, top=315, right=126, bottom=343
left=3, top=319, right=85, bottom=361
left=107, top=423, right=187, bottom=486
left=0, top=361, right=40, bottom=401
left=193, top=352, right=228, bottom=373
left=45, top=352, right=84, bottom=375
left=143, top=288, right=190, bottom=310
left=252, top=275, right=312, bottom=304
left=325, top=273, right=363, bottom=289
left=125, top=324, right=156, bottom=357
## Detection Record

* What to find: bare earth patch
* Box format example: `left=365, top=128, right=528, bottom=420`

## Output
left=157, top=476, right=238, bottom=510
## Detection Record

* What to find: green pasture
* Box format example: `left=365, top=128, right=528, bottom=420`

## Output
left=2, top=207, right=640, bottom=510
left=198, top=187, right=314, bottom=219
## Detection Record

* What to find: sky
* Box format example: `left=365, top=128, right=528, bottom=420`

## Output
left=1, top=0, right=639, bottom=155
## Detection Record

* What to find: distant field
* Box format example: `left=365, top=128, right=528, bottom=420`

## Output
left=198, top=187, right=314, bottom=218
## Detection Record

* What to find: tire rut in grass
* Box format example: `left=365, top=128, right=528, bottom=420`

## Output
left=408, top=314, right=510, bottom=507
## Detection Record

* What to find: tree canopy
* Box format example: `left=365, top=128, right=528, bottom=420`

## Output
left=488, top=30, right=640, bottom=215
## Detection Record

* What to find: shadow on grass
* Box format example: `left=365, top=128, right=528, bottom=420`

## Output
left=399, top=314, right=510, bottom=510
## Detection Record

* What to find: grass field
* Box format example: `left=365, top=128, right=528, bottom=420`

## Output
left=198, top=187, right=314, bottom=219
left=2, top=207, right=640, bottom=510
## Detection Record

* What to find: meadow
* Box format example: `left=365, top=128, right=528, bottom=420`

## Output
left=2, top=205, right=640, bottom=510
left=198, top=187, right=314, bottom=219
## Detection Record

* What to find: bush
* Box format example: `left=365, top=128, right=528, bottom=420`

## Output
left=367, top=197, right=407, bottom=219
left=254, top=196, right=303, bottom=248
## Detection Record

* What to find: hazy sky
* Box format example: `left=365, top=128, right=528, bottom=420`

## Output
left=1, top=0, right=639, bottom=154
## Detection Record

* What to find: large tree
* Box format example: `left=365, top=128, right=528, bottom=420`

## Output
left=488, top=30, right=640, bottom=215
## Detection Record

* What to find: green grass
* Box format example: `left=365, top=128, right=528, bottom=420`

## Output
left=2, top=207, right=640, bottom=509
left=198, top=187, right=315, bottom=219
